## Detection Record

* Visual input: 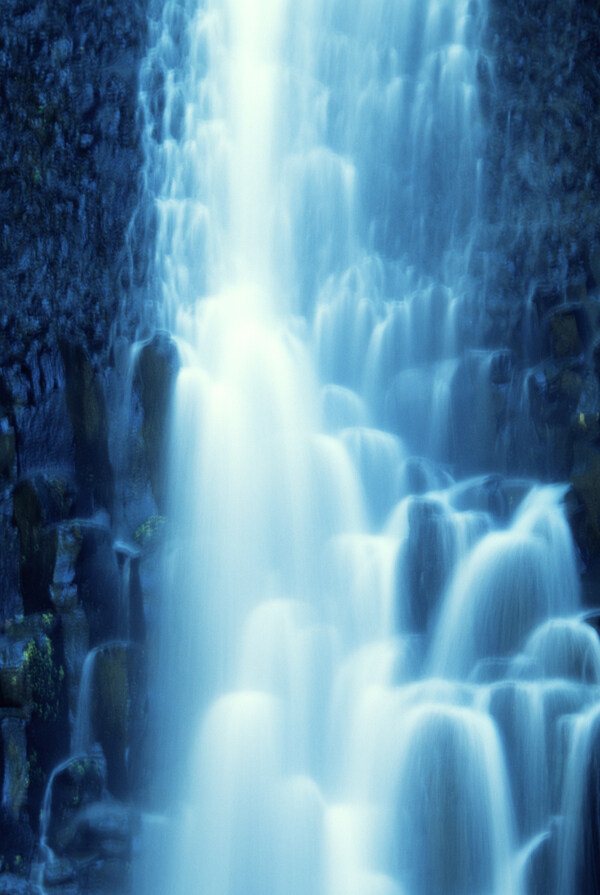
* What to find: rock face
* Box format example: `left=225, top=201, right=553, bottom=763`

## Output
left=474, top=1, right=600, bottom=596
left=0, top=2, right=156, bottom=892
left=0, top=0, right=148, bottom=353
left=480, top=1, right=600, bottom=355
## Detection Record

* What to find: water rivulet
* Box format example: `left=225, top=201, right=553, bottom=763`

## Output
left=135, top=1, right=599, bottom=893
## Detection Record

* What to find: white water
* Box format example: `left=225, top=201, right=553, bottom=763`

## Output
left=136, top=1, right=598, bottom=893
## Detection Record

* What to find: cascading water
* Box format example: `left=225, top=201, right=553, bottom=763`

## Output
left=135, top=1, right=598, bottom=894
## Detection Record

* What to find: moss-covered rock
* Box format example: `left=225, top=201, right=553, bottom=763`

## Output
left=91, top=643, right=146, bottom=799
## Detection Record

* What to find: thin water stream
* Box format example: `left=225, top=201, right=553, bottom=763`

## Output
left=134, top=1, right=600, bottom=893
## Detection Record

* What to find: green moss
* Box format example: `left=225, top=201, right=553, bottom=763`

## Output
left=134, top=514, right=165, bottom=545
left=24, top=636, right=63, bottom=721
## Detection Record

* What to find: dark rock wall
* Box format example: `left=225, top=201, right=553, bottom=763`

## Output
left=480, top=0, right=600, bottom=353
left=0, top=0, right=149, bottom=353
left=476, top=1, right=600, bottom=592
left=0, top=1, right=164, bottom=891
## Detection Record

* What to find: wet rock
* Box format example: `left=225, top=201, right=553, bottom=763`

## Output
left=13, top=474, right=74, bottom=614
left=567, top=279, right=588, bottom=305
left=399, top=497, right=456, bottom=632
left=41, top=855, right=77, bottom=887
left=449, top=474, right=529, bottom=521
left=40, top=800, right=135, bottom=894
left=49, top=521, right=120, bottom=648
left=0, top=874, right=39, bottom=894
left=1, top=617, right=71, bottom=831
left=0, top=801, right=36, bottom=879
left=73, top=525, right=121, bottom=648
left=584, top=611, right=600, bottom=640
left=0, top=421, right=16, bottom=482
left=47, top=521, right=126, bottom=718
left=571, top=443, right=600, bottom=554
left=23, top=630, right=66, bottom=725
left=572, top=715, right=600, bottom=893
left=91, top=643, right=146, bottom=798
left=572, top=371, right=600, bottom=443
left=10, top=348, right=75, bottom=479
left=448, top=352, right=502, bottom=473
left=60, top=341, right=114, bottom=515
left=114, top=542, right=145, bottom=644
left=489, top=349, right=513, bottom=385
left=45, top=756, right=106, bottom=856
left=0, top=661, right=31, bottom=710
left=135, top=332, right=180, bottom=512
left=79, top=855, right=132, bottom=895
left=531, top=283, right=562, bottom=320
left=548, top=305, right=588, bottom=359
left=589, top=244, right=600, bottom=289
left=0, top=494, right=20, bottom=620
left=1, top=718, right=28, bottom=818
left=398, top=456, right=453, bottom=497
left=69, top=801, right=135, bottom=859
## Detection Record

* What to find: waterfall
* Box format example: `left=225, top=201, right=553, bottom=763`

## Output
left=135, top=1, right=598, bottom=894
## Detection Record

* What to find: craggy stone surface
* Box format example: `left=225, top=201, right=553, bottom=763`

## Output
left=0, top=2, right=154, bottom=890
left=0, top=0, right=149, bottom=356
left=480, top=1, right=600, bottom=354
left=474, top=1, right=600, bottom=590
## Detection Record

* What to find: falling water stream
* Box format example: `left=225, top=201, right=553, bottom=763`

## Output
left=134, top=1, right=599, bottom=894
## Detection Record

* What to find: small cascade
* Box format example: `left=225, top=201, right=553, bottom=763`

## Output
left=71, top=646, right=98, bottom=756
left=134, top=0, right=600, bottom=894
